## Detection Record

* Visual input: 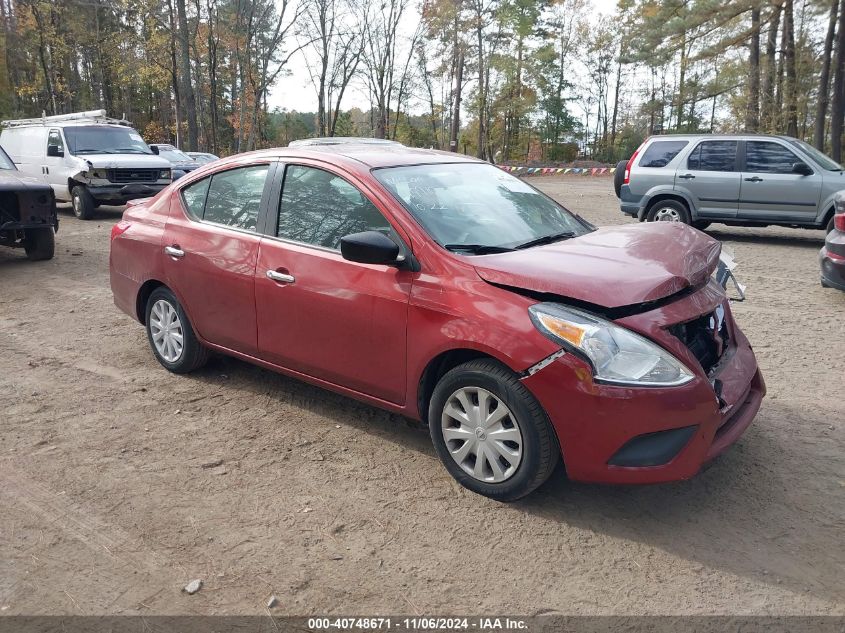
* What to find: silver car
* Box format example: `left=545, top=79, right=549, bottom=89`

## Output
left=616, top=134, right=845, bottom=233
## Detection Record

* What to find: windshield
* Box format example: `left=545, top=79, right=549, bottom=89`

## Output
left=790, top=139, right=843, bottom=171
left=63, top=126, right=153, bottom=155
left=159, top=148, right=192, bottom=162
left=0, top=145, right=15, bottom=170
left=373, top=163, right=591, bottom=253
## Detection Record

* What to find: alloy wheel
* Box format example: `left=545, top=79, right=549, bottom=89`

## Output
left=653, top=206, right=681, bottom=222
left=440, top=386, right=523, bottom=483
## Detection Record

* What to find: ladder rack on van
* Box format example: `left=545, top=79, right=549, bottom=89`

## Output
left=1, top=109, right=132, bottom=128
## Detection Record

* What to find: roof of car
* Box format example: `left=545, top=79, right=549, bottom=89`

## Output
left=646, top=133, right=799, bottom=141
left=244, top=143, right=486, bottom=169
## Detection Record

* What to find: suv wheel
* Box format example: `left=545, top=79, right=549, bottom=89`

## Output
left=613, top=160, right=627, bottom=198
left=647, top=199, right=690, bottom=224
left=145, top=287, right=210, bottom=373
left=71, top=185, right=96, bottom=220
left=428, top=359, right=559, bottom=501
left=23, top=227, right=55, bottom=261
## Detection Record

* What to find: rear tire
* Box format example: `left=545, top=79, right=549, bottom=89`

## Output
left=145, top=287, right=210, bottom=374
left=71, top=185, right=96, bottom=220
left=692, top=220, right=711, bottom=230
left=428, top=359, right=560, bottom=501
left=646, top=199, right=691, bottom=224
left=23, top=227, right=55, bottom=261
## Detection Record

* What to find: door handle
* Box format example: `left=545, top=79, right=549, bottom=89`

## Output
left=744, top=176, right=763, bottom=182
left=678, top=173, right=695, bottom=179
left=266, top=269, right=295, bottom=283
left=164, top=245, right=185, bottom=258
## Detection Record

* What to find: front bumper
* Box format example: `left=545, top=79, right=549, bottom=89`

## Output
left=522, top=282, right=764, bottom=484
left=90, top=183, right=168, bottom=203
left=820, top=230, right=845, bottom=291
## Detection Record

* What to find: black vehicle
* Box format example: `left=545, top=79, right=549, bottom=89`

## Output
left=820, top=191, right=845, bottom=291
left=0, top=145, right=57, bottom=260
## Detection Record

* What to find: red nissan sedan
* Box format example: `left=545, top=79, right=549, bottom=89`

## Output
left=109, top=143, right=765, bottom=501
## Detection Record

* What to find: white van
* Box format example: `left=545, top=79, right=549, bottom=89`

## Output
left=0, top=110, right=173, bottom=219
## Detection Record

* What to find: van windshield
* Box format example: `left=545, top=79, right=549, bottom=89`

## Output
left=63, top=126, right=153, bottom=155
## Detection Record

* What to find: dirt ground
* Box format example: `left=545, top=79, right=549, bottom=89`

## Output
left=1, top=176, right=843, bottom=616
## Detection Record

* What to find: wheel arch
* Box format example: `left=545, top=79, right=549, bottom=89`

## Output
left=136, top=279, right=167, bottom=324
left=641, top=193, right=693, bottom=221
left=416, top=348, right=503, bottom=424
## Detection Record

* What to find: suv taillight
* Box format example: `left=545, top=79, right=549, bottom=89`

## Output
left=835, top=213, right=845, bottom=232
left=623, top=141, right=646, bottom=185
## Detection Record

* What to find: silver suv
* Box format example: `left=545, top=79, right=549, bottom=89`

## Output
left=616, top=134, right=845, bottom=233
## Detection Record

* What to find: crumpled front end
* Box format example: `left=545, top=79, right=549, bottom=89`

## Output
left=521, top=279, right=764, bottom=484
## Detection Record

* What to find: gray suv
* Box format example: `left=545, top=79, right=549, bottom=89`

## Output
left=616, top=134, right=845, bottom=232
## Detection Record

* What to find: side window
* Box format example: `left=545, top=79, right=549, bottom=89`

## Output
left=202, top=165, right=269, bottom=231
left=277, top=165, right=391, bottom=250
left=47, top=129, right=64, bottom=154
left=181, top=176, right=210, bottom=220
left=638, top=140, right=688, bottom=168
left=745, top=141, right=802, bottom=174
left=687, top=141, right=737, bottom=171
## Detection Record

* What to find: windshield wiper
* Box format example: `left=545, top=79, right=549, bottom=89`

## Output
left=513, top=231, right=576, bottom=250
left=444, top=243, right=515, bottom=255
left=114, top=148, right=152, bottom=154
left=74, top=148, right=113, bottom=154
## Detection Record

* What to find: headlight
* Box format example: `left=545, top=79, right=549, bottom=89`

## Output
left=160, top=169, right=171, bottom=180
left=528, top=303, right=694, bottom=387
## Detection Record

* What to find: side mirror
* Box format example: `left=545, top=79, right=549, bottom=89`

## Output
left=340, top=231, right=402, bottom=266
left=46, top=145, right=63, bottom=158
left=150, top=145, right=160, bottom=155
left=792, top=162, right=812, bottom=176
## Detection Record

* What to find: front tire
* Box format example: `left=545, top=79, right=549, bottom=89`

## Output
left=646, top=199, right=691, bottom=224
left=145, top=287, right=210, bottom=373
left=24, top=227, right=55, bottom=261
left=71, top=185, right=96, bottom=220
left=428, top=359, right=560, bottom=501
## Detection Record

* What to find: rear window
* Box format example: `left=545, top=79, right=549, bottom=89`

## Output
left=638, top=140, right=688, bottom=168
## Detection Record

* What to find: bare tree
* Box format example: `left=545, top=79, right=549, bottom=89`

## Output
left=815, top=0, right=839, bottom=150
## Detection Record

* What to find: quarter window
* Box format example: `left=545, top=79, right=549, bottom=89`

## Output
left=277, top=165, right=391, bottom=250
left=179, top=164, right=268, bottom=231
left=745, top=141, right=803, bottom=174
left=687, top=141, right=737, bottom=172
left=638, top=140, right=688, bottom=168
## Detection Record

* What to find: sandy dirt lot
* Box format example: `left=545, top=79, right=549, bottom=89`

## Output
left=1, top=176, right=843, bottom=616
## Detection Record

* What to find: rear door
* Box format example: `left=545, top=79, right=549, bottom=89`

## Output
left=675, top=140, right=740, bottom=219
left=162, top=161, right=277, bottom=356
left=738, top=140, right=822, bottom=223
left=254, top=162, right=413, bottom=404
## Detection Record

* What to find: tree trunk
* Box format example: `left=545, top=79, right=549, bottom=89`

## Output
left=831, top=0, right=845, bottom=161
left=761, top=2, right=782, bottom=131
left=449, top=49, right=464, bottom=152
left=745, top=6, right=760, bottom=131
left=175, top=0, right=198, bottom=150
left=783, top=0, right=798, bottom=137
left=815, top=0, right=839, bottom=150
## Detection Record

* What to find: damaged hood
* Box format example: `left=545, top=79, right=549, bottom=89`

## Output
left=72, top=154, right=172, bottom=170
left=473, top=223, right=721, bottom=309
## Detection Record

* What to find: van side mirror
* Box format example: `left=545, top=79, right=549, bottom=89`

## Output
left=47, top=145, right=63, bottom=158
left=150, top=145, right=160, bottom=155
left=340, top=231, right=402, bottom=266
left=792, top=162, right=812, bottom=176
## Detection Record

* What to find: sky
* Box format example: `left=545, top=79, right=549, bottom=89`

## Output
left=267, top=0, right=620, bottom=116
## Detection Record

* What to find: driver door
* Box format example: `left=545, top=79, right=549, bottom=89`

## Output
left=254, top=163, right=414, bottom=404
